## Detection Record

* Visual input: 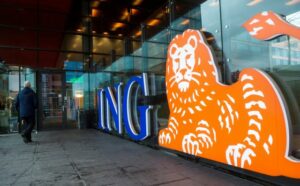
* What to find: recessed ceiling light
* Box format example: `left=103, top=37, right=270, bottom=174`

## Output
left=91, top=9, right=100, bottom=17
left=111, top=22, right=126, bottom=31
left=147, top=19, right=160, bottom=26
left=135, top=31, right=142, bottom=36
left=133, top=0, right=143, bottom=6
left=91, top=1, right=100, bottom=8
left=247, top=0, right=263, bottom=6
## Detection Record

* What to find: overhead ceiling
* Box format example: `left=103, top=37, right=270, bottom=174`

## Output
left=0, top=0, right=170, bottom=69
left=0, top=0, right=72, bottom=68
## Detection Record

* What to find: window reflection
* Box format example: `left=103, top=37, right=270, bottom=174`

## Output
left=221, top=0, right=300, bottom=157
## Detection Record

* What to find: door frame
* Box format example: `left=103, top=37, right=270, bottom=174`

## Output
left=37, top=70, right=67, bottom=130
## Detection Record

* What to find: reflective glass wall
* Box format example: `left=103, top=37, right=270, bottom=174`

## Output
left=0, top=66, right=36, bottom=133
left=89, top=0, right=300, bottom=158
left=220, top=0, right=300, bottom=154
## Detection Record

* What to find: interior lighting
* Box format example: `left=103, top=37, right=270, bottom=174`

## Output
left=97, top=41, right=103, bottom=46
left=206, top=37, right=215, bottom=41
left=91, top=0, right=100, bottom=8
left=209, top=0, right=219, bottom=7
left=147, top=19, right=160, bottom=26
left=156, top=11, right=164, bottom=18
left=247, top=0, right=263, bottom=6
left=180, top=19, right=190, bottom=25
left=286, top=0, right=300, bottom=5
left=75, top=90, right=84, bottom=98
left=121, top=10, right=129, bottom=20
left=131, top=8, right=139, bottom=15
left=133, top=0, right=143, bottom=6
left=92, top=9, right=100, bottom=17
left=111, top=22, right=126, bottom=31
left=135, top=30, right=142, bottom=36
left=76, top=36, right=81, bottom=41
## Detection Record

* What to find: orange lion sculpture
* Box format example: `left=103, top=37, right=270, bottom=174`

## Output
left=158, top=27, right=300, bottom=178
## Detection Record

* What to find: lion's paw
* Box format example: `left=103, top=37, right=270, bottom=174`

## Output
left=226, top=144, right=256, bottom=168
left=159, top=129, right=173, bottom=145
left=182, top=133, right=202, bottom=156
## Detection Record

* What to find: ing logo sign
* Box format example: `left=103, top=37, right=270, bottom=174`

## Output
left=158, top=11, right=300, bottom=178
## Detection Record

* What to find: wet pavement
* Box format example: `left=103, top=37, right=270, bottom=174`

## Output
left=0, top=130, right=262, bottom=186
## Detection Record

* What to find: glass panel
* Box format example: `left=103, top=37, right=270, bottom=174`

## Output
left=0, top=71, right=9, bottom=133
left=38, top=52, right=84, bottom=70
left=171, top=16, right=202, bottom=31
left=8, top=70, right=19, bottom=133
left=146, top=41, right=168, bottom=58
left=148, top=29, right=170, bottom=43
left=40, top=73, right=63, bottom=129
left=92, top=54, right=111, bottom=71
left=62, top=53, right=84, bottom=70
left=60, top=34, right=83, bottom=52
left=221, top=0, right=300, bottom=156
left=65, top=71, right=85, bottom=128
left=93, top=37, right=124, bottom=55
left=66, top=71, right=89, bottom=111
left=21, top=68, right=36, bottom=91
left=132, top=40, right=142, bottom=52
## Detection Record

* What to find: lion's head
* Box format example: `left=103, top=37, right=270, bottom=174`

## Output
left=166, top=29, right=219, bottom=101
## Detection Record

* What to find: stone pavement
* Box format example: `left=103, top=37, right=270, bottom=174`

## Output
left=0, top=130, right=262, bottom=186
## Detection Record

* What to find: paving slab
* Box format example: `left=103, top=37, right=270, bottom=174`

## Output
left=0, top=130, right=261, bottom=186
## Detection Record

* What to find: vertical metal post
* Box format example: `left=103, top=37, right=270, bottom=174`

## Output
left=141, top=23, right=148, bottom=72
left=82, top=0, right=93, bottom=110
left=168, top=0, right=175, bottom=27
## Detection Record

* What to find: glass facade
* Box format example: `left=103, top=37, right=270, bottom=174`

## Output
left=88, top=0, right=300, bottom=150
left=89, top=2, right=300, bottom=178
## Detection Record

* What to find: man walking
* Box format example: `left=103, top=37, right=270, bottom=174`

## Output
left=15, top=81, right=37, bottom=143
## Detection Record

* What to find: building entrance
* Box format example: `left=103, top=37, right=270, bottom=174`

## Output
left=38, top=71, right=77, bottom=130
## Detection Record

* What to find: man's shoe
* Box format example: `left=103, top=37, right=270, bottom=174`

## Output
left=23, top=137, right=29, bottom=143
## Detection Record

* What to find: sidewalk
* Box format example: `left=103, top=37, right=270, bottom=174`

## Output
left=0, top=130, right=261, bottom=186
